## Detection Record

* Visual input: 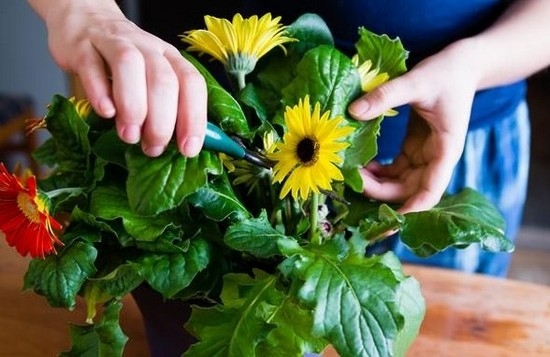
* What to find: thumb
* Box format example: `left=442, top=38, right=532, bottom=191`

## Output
left=348, top=74, right=416, bottom=120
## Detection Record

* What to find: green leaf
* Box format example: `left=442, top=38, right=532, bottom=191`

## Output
left=188, top=174, right=250, bottom=222
left=69, top=207, right=118, bottom=238
left=224, top=210, right=295, bottom=258
left=392, top=277, right=425, bottom=357
left=366, top=253, right=426, bottom=356
left=184, top=272, right=281, bottom=357
left=360, top=204, right=405, bottom=241
left=60, top=300, right=128, bottom=357
left=32, top=137, right=57, bottom=166
left=58, top=221, right=104, bottom=246
left=281, top=45, right=362, bottom=120
left=93, top=263, right=144, bottom=298
left=284, top=241, right=405, bottom=357
left=23, top=241, right=98, bottom=308
left=43, top=95, right=92, bottom=176
left=256, top=297, right=328, bottom=356
left=92, top=129, right=129, bottom=168
left=125, top=144, right=222, bottom=215
left=400, top=188, right=514, bottom=257
left=181, top=51, right=251, bottom=137
left=90, top=185, right=176, bottom=242
left=337, top=189, right=381, bottom=228
left=132, top=238, right=212, bottom=298
left=286, top=13, right=334, bottom=56
left=355, top=28, right=409, bottom=78
left=342, top=119, right=382, bottom=192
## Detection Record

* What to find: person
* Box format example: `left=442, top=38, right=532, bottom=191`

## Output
left=26, top=0, right=550, bottom=277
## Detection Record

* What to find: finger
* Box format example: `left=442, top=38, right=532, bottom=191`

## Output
left=399, top=189, right=442, bottom=214
left=364, top=155, right=410, bottom=179
left=359, top=166, right=411, bottom=202
left=73, top=46, right=116, bottom=118
left=363, top=161, right=385, bottom=175
left=96, top=39, right=148, bottom=144
left=348, top=73, right=420, bottom=120
left=139, top=52, right=179, bottom=157
left=166, top=50, right=207, bottom=157
left=398, top=149, right=457, bottom=214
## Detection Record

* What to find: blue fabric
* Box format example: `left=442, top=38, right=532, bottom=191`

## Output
left=390, top=101, right=530, bottom=277
left=266, top=0, right=507, bottom=58
left=260, top=0, right=526, bottom=130
left=376, top=80, right=526, bottom=161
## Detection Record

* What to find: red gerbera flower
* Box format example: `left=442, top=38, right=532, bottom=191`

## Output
left=0, top=163, right=63, bottom=258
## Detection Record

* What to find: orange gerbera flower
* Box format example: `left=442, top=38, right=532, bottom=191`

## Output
left=0, top=163, right=63, bottom=258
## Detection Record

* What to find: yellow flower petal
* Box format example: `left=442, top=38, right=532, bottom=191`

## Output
left=268, top=95, right=354, bottom=200
left=353, top=55, right=399, bottom=117
left=181, top=13, right=296, bottom=75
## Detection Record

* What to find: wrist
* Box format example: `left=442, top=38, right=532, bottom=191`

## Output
left=440, top=37, right=487, bottom=90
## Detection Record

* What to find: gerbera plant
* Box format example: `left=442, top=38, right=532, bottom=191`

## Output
left=3, top=13, right=512, bottom=357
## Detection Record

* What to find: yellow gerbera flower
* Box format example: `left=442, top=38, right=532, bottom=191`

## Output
left=70, top=97, right=93, bottom=118
left=181, top=13, right=296, bottom=78
left=268, top=96, right=354, bottom=200
left=352, top=55, right=398, bottom=117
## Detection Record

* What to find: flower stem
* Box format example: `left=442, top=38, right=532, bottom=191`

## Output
left=236, top=71, right=246, bottom=91
left=46, top=187, right=84, bottom=199
left=309, top=193, right=321, bottom=244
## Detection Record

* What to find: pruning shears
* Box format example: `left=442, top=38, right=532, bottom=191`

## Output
left=203, top=122, right=272, bottom=169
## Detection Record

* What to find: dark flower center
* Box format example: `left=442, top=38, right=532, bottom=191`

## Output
left=296, top=137, right=319, bottom=166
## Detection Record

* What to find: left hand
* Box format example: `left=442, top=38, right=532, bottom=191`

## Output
left=348, top=40, right=478, bottom=213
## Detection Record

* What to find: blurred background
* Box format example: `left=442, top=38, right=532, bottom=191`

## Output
left=0, top=1, right=548, bottom=284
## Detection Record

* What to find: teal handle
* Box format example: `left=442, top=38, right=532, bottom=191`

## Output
left=203, top=122, right=246, bottom=159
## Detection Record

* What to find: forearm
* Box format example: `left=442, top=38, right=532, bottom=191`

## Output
left=456, top=0, right=550, bottom=90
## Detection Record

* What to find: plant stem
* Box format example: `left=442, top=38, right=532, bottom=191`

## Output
left=46, top=187, right=84, bottom=199
left=309, top=193, right=321, bottom=244
left=237, top=71, right=246, bottom=91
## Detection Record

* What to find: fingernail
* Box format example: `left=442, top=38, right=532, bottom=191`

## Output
left=120, top=125, right=141, bottom=144
left=143, top=145, right=165, bottom=157
left=349, top=101, right=370, bottom=119
left=98, top=97, right=116, bottom=118
left=182, top=136, right=202, bottom=157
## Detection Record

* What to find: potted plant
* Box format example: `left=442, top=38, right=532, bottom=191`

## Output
left=0, top=13, right=512, bottom=357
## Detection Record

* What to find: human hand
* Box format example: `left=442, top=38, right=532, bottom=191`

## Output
left=348, top=41, right=478, bottom=213
left=39, top=0, right=207, bottom=157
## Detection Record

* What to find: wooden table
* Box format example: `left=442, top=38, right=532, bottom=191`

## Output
left=1, top=242, right=549, bottom=356
left=404, top=265, right=550, bottom=356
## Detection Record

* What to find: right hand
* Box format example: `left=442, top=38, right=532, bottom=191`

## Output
left=41, top=0, right=207, bottom=157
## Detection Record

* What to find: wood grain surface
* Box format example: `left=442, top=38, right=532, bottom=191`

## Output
left=1, top=240, right=549, bottom=356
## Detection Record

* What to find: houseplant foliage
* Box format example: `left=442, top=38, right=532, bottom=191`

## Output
left=5, top=13, right=513, bottom=357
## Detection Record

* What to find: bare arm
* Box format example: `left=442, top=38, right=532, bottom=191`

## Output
left=471, top=0, right=550, bottom=89
left=27, top=0, right=207, bottom=157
